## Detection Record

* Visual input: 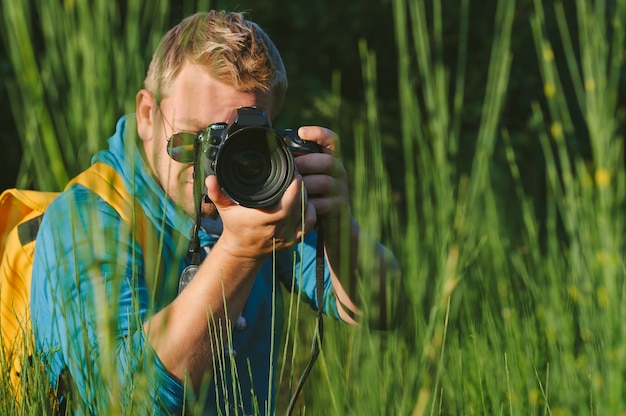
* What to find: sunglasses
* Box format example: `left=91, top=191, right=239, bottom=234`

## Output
left=166, top=131, right=203, bottom=164
left=159, top=105, right=211, bottom=164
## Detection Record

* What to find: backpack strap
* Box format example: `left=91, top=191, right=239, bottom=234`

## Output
left=0, top=189, right=60, bottom=252
left=17, top=216, right=43, bottom=246
left=66, top=162, right=162, bottom=297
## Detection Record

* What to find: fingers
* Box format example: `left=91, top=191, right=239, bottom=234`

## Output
left=300, top=169, right=343, bottom=191
left=205, top=175, right=235, bottom=210
left=297, top=158, right=348, bottom=218
left=297, top=126, right=338, bottom=154
left=298, top=199, right=317, bottom=239
left=295, top=152, right=346, bottom=178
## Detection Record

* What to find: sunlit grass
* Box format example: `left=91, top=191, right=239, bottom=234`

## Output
left=2, top=0, right=626, bottom=414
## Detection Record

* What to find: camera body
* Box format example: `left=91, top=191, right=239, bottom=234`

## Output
left=200, top=106, right=322, bottom=208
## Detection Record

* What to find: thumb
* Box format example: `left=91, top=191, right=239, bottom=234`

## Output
left=205, top=175, right=233, bottom=208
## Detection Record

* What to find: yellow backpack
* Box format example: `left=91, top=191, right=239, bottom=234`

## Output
left=0, top=162, right=158, bottom=396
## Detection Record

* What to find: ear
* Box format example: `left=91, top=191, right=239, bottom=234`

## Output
left=136, top=89, right=156, bottom=142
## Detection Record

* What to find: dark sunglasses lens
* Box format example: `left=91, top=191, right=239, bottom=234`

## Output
left=167, top=132, right=196, bottom=163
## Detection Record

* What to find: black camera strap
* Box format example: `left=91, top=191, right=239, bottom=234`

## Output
left=178, top=138, right=204, bottom=293
left=286, top=223, right=325, bottom=415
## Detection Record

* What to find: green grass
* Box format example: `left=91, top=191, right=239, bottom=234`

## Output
left=2, top=0, right=626, bottom=414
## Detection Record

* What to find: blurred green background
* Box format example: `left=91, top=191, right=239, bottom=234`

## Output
left=2, top=0, right=604, bottom=201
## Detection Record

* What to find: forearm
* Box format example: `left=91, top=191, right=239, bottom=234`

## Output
left=143, top=239, right=265, bottom=390
left=145, top=172, right=313, bottom=390
left=322, top=213, right=403, bottom=329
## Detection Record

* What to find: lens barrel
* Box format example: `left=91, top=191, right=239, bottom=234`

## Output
left=212, top=126, right=295, bottom=208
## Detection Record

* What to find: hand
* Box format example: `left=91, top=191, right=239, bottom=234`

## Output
left=205, top=174, right=316, bottom=259
left=295, top=126, right=350, bottom=220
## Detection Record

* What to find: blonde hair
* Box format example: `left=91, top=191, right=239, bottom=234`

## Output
left=144, top=11, right=287, bottom=115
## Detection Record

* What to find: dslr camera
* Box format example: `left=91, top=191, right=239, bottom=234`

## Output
left=201, top=107, right=322, bottom=208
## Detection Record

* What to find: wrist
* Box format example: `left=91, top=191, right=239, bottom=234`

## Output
left=214, top=231, right=272, bottom=262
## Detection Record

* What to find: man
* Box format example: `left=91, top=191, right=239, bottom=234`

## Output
left=31, top=10, right=400, bottom=414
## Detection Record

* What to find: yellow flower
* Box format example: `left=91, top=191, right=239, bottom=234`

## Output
left=597, top=286, right=609, bottom=307
left=550, top=122, right=563, bottom=140
left=595, top=168, right=610, bottom=188
left=585, top=77, right=596, bottom=92
left=543, top=46, right=554, bottom=62
left=528, top=388, right=542, bottom=406
left=544, top=82, right=556, bottom=98
left=567, top=285, right=579, bottom=301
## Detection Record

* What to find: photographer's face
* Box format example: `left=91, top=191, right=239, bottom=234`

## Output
left=136, top=62, right=272, bottom=217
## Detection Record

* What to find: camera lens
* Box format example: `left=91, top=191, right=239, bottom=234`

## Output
left=232, top=149, right=269, bottom=185
left=214, top=127, right=294, bottom=208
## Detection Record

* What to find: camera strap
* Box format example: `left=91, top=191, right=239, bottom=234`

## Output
left=178, top=139, right=205, bottom=294
left=286, top=223, right=325, bottom=415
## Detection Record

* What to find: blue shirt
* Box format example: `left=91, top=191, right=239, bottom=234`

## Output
left=30, top=115, right=342, bottom=414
